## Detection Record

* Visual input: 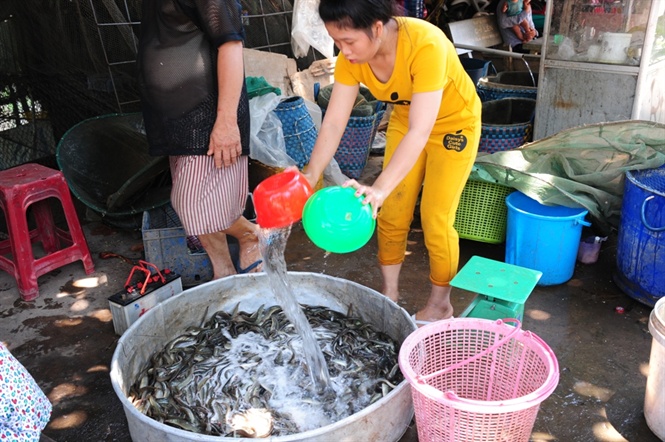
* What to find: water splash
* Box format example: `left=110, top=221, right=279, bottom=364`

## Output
left=258, top=226, right=331, bottom=393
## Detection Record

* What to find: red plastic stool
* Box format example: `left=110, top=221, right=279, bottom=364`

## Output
left=0, top=163, right=95, bottom=301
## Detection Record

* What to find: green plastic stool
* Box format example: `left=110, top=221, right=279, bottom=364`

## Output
left=451, top=256, right=542, bottom=321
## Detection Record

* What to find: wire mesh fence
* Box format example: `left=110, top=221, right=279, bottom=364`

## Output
left=0, top=0, right=323, bottom=171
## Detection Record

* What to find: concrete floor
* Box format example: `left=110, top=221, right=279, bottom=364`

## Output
left=0, top=156, right=662, bottom=442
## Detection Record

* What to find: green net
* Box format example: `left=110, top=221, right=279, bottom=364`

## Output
left=471, top=120, right=665, bottom=233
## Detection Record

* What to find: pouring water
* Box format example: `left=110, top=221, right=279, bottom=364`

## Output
left=258, top=225, right=331, bottom=393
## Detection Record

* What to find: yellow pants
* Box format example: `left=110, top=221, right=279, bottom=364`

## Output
left=377, top=121, right=480, bottom=286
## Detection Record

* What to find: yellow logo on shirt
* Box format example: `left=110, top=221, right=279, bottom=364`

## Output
left=443, top=130, right=467, bottom=151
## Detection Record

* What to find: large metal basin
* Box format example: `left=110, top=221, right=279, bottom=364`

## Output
left=110, top=272, right=415, bottom=442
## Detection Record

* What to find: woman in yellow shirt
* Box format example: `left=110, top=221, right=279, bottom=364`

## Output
left=303, top=0, right=481, bottom=323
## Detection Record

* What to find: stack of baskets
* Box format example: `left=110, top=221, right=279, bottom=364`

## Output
left=478, top=71, right=538, bottom=153
left=477, top=71, right=538, bottom=103
left=316, top=83, right=386, bottom=180
left=333, top=106, right=386, bottom=179
left=479, top=97, right=537, bottom=154
left=260, top=87, right=386, bottom=182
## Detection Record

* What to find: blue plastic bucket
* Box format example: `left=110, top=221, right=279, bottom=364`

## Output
left=505, top=192, right=591, bottom=285
left=614, top=166, right=665, bottom=307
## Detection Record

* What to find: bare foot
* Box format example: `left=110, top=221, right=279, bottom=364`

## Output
left=197, top=231, right=237, bottom=279
left=380, top=263, right=403, bottom=303
left=414, top=284, right=454, bottom=322
left=522, top=28, right=536, bottom=42
left=214, top=265, right=238, bottom=279
left=415, top=304, right=454, bottom=323
left=225, top=217, right=263, bottom=273
left=237, top=231, right=263, bottom=273
left=382, top=287, right=399, bottom=303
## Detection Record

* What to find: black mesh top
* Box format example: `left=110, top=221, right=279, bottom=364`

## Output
left=138, top=0, right=250, bottom=156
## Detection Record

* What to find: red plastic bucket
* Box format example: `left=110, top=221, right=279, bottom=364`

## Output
left=253, top=169, right=312, bottom=228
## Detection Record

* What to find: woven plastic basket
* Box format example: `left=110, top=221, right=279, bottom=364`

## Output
left=454, top=180, right=513, bottom=244
left=477, top=72, right=538, bottom=103
left=273, top=96, right=317, bottom=169
left=479, top=98, right=536, bottom=153
left=398, top=318, right=559, bottom=442
left=334, top=108, right=386, bottom=180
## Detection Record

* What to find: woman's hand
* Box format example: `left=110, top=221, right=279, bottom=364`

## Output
left=343, top=179, right=386, bottom=218
left=208, top=120, right=241, bottom=168
left=299, top=167, right=320, bottom=192
left=210, top=40, right=244, bottom=169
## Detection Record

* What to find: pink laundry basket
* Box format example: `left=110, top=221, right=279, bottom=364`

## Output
left=398, top=318, right=559, bottom=442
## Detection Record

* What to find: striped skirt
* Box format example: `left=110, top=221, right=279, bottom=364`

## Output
left=169, top=155, right=248, bottom=236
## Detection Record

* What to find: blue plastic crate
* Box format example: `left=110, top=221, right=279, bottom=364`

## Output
left=142, top=205, right=213, bottom=286
left=141, top=196, right=254, bottom=286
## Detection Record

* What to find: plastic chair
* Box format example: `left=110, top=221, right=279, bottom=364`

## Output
left=0, top=163, right=95, bottom=301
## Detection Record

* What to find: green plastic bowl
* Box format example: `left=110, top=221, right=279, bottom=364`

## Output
left=302, top=186, right=376, bottom=254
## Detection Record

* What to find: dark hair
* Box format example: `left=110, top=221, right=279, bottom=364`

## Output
left=318, top=0, right=403, bottom=30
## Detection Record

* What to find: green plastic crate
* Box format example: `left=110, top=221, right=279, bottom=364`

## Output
left=454, top=180, right=513, bottom=244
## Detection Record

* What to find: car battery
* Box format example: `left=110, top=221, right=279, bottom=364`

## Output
left=108, top=261, right=183, bottom=335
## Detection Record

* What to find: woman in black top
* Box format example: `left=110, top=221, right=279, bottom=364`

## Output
left=138, top=0, right=262, bottom=277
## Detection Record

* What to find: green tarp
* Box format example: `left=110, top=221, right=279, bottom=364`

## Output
left=470, top=120, right=665, bottom=233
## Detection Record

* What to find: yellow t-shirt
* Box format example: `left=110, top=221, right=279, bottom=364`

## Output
left=334, top=17, right=480, bottom=135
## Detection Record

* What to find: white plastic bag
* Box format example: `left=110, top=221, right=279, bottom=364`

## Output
left=303, top=98, right=322, bottom=130
left=323, top=158, right=348, bottom=186
left=249, top=92, right=345, bottom=184
left=291, top=0, right=334, bottom=59
left=249, top=93, right=296, bottom=168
